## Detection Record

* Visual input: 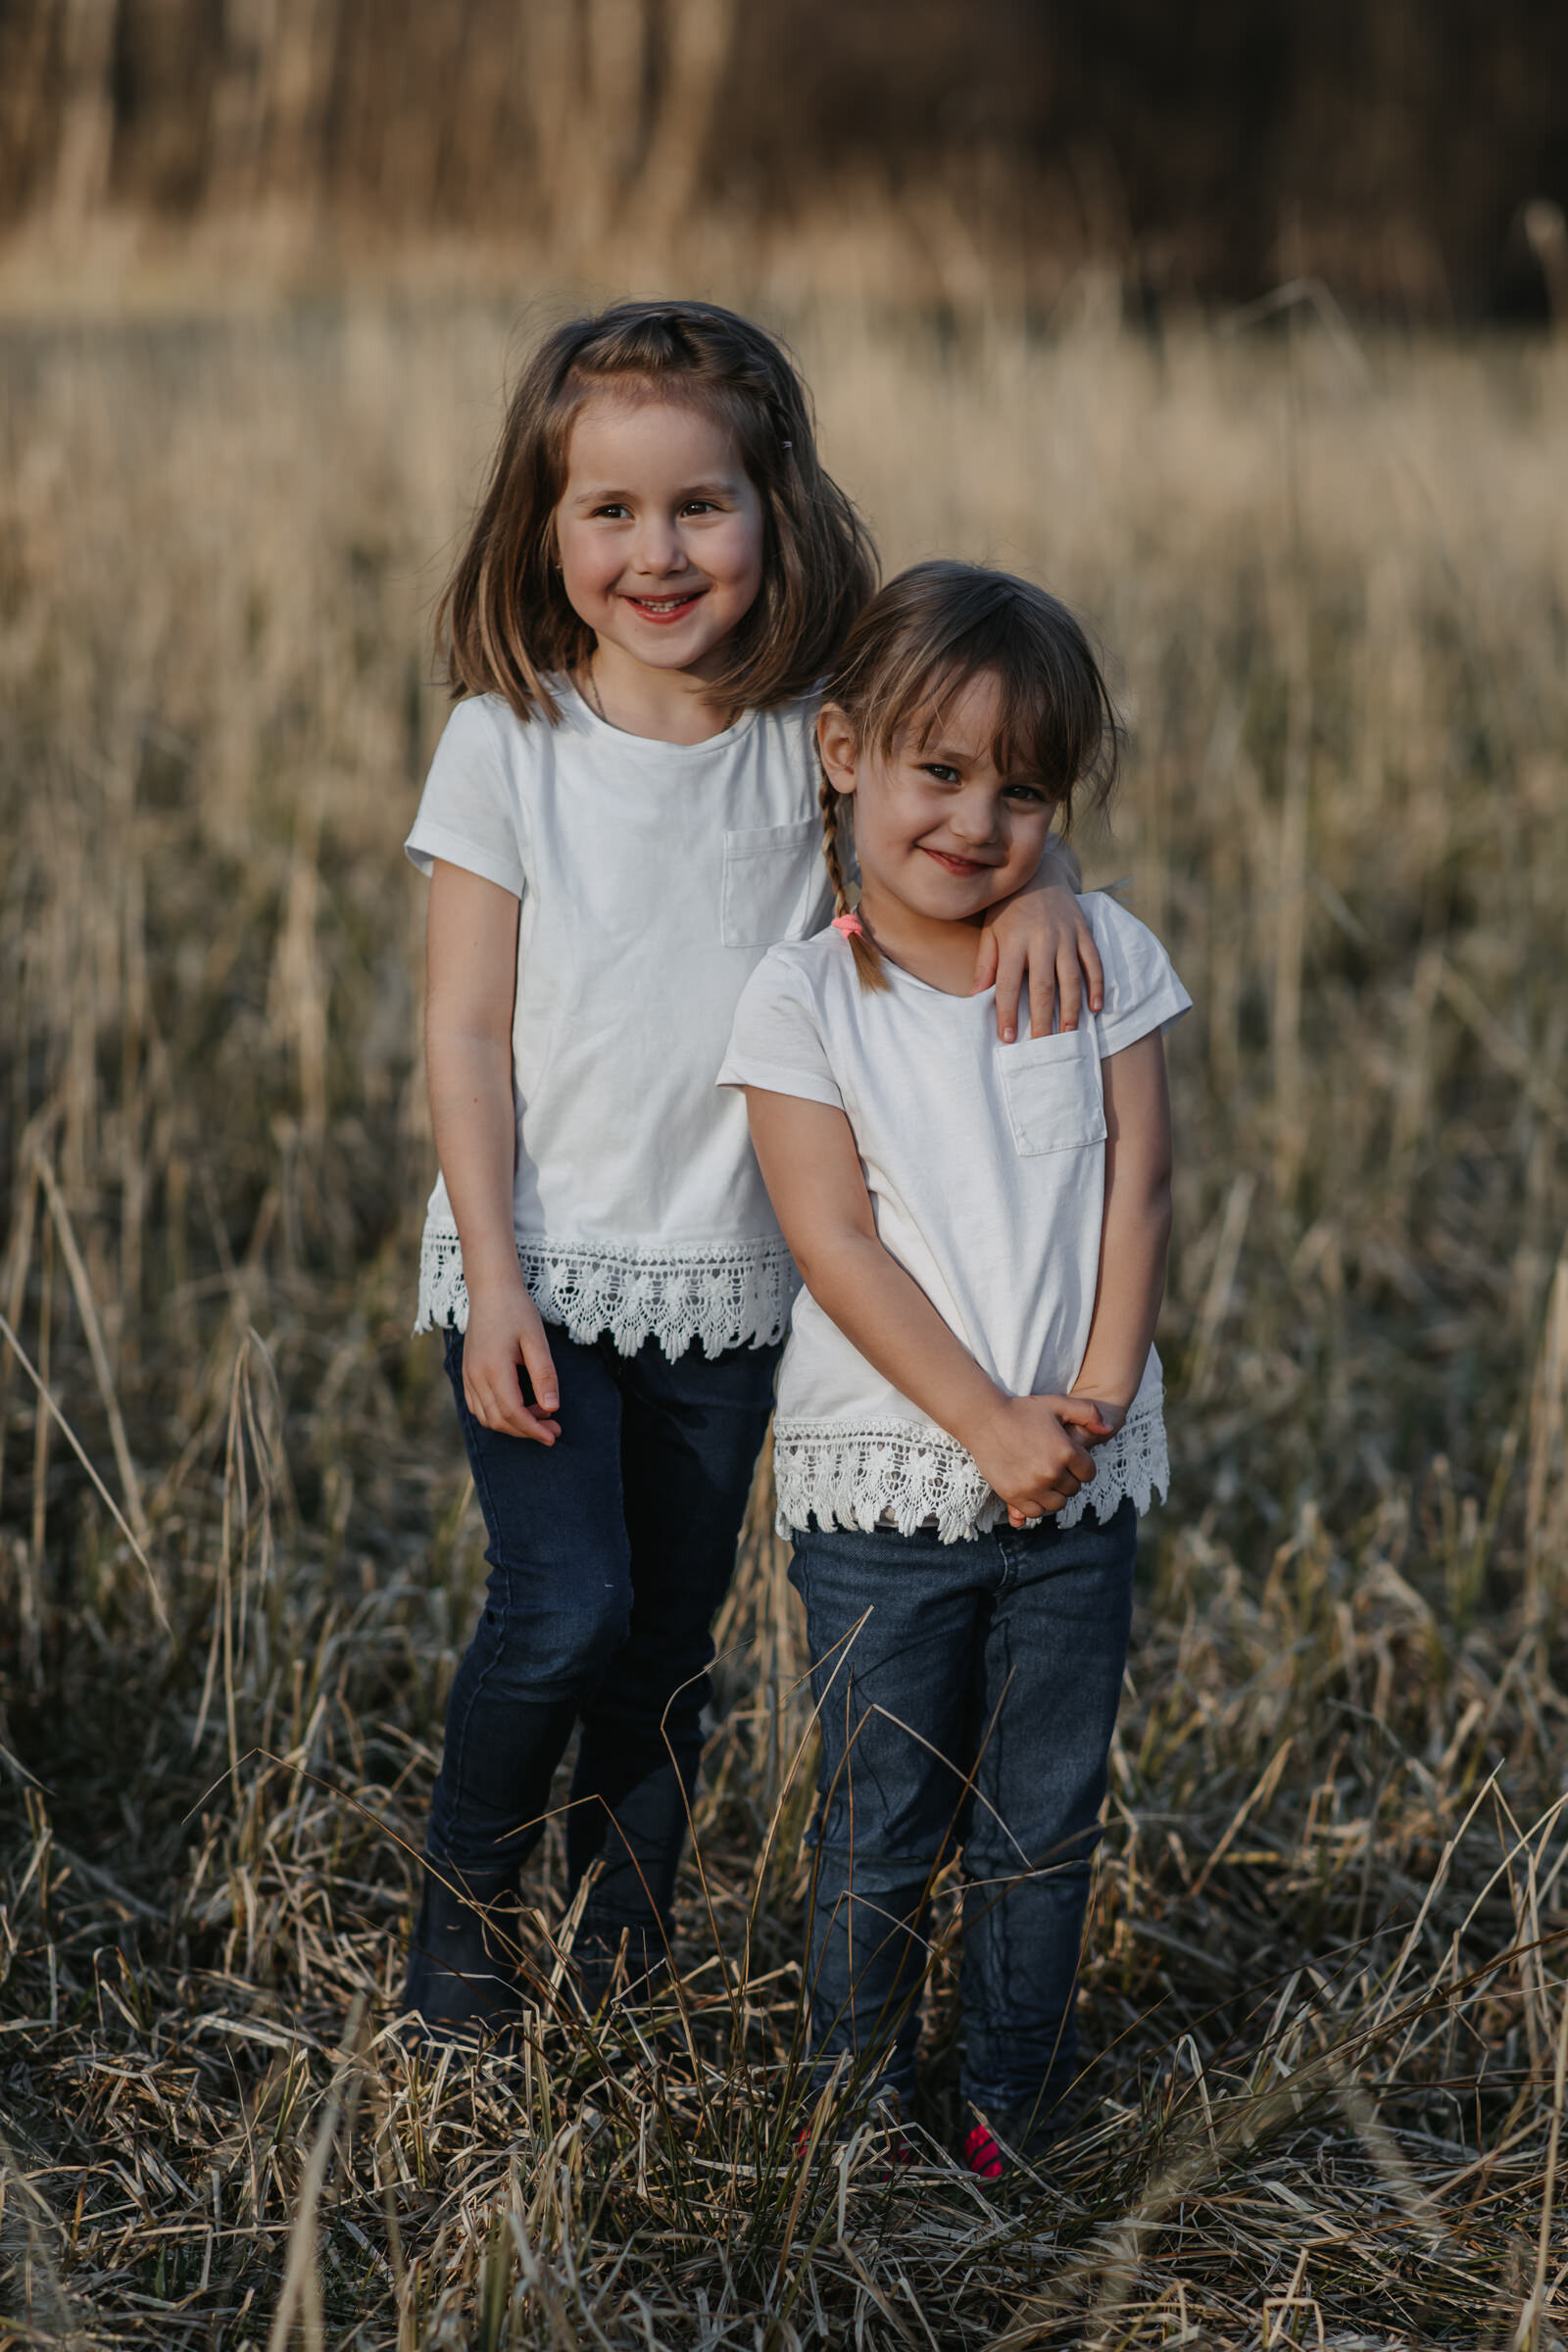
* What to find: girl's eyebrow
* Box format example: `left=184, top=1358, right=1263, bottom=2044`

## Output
left=565, top=476, right=744, bottom=508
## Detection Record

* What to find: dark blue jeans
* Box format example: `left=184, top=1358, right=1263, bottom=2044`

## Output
left=425, top=1324, right=778, bottom=1943
left=789, top=1498, right=1137, bottom=2134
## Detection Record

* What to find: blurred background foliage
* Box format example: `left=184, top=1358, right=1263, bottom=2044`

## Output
left=1, top=0, right=1567, bottom=316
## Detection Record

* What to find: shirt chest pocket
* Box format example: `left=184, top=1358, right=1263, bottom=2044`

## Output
left=997, top=1025, right=1107, bottom=1154
left=720, top=818, right=825, bottom=949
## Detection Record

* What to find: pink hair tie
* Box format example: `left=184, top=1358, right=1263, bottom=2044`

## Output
left=832, top=910, right=864, bottom=939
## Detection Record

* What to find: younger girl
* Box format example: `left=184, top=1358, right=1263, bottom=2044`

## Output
left=400, top=305, right=1100, bottom=2035
left=720, top=562, right=1190, bottom=2169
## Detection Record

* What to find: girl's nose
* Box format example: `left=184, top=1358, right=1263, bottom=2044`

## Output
left=630, top=516, right=689, bottom=575
left=950, top=792, right=1001, bottom=846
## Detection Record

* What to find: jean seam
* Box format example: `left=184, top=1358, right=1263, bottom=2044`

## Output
left=993, top=1530, right=1016, bottom=1594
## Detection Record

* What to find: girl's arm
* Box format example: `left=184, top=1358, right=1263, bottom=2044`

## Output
left=426, top=859, right=562, bottom=1444
left=1068, top=1032, right=1174, bottom=1428
left=745, top=1089, right=1113, bottom=1524
left=974, top=839, right=1104, bottom=1045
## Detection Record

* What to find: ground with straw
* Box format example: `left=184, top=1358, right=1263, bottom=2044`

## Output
left=2, top=294, right=1567, bottom=2349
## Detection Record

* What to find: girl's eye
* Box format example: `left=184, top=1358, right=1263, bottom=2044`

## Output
left=680, top=499, right=721, bottom=516
left=1004, top=782, right=1049, bottom=805
left=921, top=763, right=960, bottom=784
left=592, top=503, right=631, bottom=519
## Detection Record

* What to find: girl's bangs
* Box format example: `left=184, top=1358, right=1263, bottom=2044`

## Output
left=878, top=648, right=1080, bottom=799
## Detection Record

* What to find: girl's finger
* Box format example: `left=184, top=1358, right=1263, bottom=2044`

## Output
left=1049, top=944, right=1082, bottom=1036
left=490, top=1392, right=560, bottom=1444
left=994, top=939, right=1027, bottom=1045
left=468, top=1366, right=558, bottom=1443
left=1054, top=1399, right=1110, bottom=1438
left=518, top=1325, right=561, bottom=1416
left=1079, top=922, right=1105, bottom=1014
left=498, top=1365, right=561, bottom=1441
left=971, top=925, right=1000, bottom=998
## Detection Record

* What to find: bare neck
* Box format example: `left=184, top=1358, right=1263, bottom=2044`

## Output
left=858, top=879, right=986, bottom=997
left=583, top=642, right=735, bottom=746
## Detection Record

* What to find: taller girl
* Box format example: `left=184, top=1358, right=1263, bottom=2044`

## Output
left=400, top=302, right=1097, bottom=2034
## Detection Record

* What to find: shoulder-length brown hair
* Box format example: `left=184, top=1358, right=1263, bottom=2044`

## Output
left=817, top=561, right=1121, bottom=992
left=437, top=300, right=878, bottom=724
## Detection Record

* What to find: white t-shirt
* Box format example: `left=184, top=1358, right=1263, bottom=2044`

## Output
left=717, top=894, right=1192, bottom=1541
left=406, top=684, right=831, bottom=1356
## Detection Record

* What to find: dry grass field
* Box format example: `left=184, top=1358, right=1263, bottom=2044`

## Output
left=2, top=288, right=1568, bottom=2348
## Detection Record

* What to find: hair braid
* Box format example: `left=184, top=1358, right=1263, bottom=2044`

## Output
left=817, top=755, right=889, bottom=994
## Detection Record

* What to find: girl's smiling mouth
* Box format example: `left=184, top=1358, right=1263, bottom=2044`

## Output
left=920, top=845, right=997, bottom=876
left=623, top=589, right=706, bottom=621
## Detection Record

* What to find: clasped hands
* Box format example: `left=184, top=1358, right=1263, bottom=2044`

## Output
left=968, top=1389, right=1129, bottom=1530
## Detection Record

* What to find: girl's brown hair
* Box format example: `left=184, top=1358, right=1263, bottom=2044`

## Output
left=437, top=300, right=877, bottom=722
left=818, top=561, right=1121, bottom=992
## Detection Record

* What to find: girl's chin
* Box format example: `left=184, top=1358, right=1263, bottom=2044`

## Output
left=907, top=860, right=1008, bottom=905
left=597, top=629, right=726, bottom=674
left=866, top=881, right=1002, bottom=928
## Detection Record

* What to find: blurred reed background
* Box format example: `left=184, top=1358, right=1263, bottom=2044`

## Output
left=3, top=0, right=1568, bottom=313
left=3, top=6, right=1568, bottom=2348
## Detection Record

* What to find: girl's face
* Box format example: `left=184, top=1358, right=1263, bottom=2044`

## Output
left=555, top=391, right=766, bottom=685
left=821, top=672, right=1059, bottom=928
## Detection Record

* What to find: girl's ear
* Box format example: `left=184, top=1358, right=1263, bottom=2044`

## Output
left=816, top=703, right=859, bottom=796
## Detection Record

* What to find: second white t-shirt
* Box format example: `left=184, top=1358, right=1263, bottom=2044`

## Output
left=717, top=892, right=1192, bottom=1541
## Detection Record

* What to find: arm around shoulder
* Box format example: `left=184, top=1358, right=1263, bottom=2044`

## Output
left=975, top=838, right=1104, bottom=1043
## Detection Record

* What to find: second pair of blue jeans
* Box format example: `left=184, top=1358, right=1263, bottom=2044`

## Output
left=789, top=1498, right=1137, bottom=2139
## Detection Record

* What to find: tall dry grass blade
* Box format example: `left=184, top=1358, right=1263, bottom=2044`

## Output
left=1271, top=589, right=1311, bottom=1205
left=265, top=1992, right=368, bottom=2352
left=0, top=2117, right=95, bottom=2350
left=1526, top=1248, right=1568, bottom=1619
left=0, top=1151, right=41, bottom=1529
left=1438, top=965, right=1568, bottom=1142
left=637, top=0, right=735, bottom=237
left=1187, top=1169, right=1255, bottom=1401
left=1517, top=1977, right=1568, bottom=2350
left=34, top=1150, right=150, bottom=1545
left=0, top=1308, right=169, bottom=1631
left=25, top=1200, right=54, bottom=1666
left=1187, top=1733, right=1293, bottom=1899
left=267, top=812, right=328, bottom=1143
left=50, top=0, right=117, bottom=226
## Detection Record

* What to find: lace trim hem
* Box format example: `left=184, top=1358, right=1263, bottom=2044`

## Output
left=772, top=1396, right=1169, bottom=1544
left=414, top=1223, right=799, bottom=1360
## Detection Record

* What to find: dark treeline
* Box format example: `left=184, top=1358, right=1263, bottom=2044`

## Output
left=2, top=0, right=1565, bottom=314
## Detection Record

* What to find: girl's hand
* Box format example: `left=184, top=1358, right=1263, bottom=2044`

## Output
left=975, top=877, right=1104, bottom=1044
left=462, top=1278, right=562, bottom=1443
left=1066, top=1392, right=1128, bottom=1443
left=967, top=1393, right=1115, bottom=1527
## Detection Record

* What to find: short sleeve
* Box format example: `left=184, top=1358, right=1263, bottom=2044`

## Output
left=1088, top=895, right=1193, bottom=1059
left=405, top=698, right=527, bottom=900
left=717, top=953, right=845, bottom=1110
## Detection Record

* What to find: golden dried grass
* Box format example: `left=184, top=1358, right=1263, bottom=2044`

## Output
left=1, top=291, right=1567, bottom=2346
